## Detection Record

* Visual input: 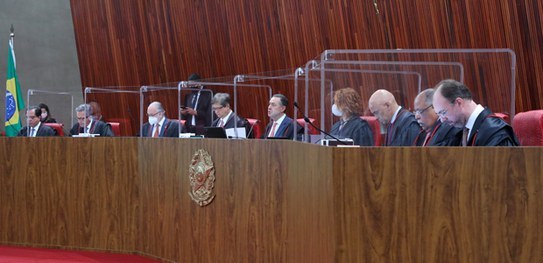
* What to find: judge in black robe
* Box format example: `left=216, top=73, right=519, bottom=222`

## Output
left=385, top=108, right=422, bottom=146
left=70, top=120, right=114, bottom=137
left=467, top=108, right=519, bottom=146
left=327, top=87, right=374, bottom=146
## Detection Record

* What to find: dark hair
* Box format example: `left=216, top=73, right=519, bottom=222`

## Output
left=436, top=79, right=473, bottom=103
left=272, top=94, right=288, bottom=107
left=38, top=103, right=52, bottom=116
left=28, top=106, right=41, bottom=117
left=188, top=73, right=201, bottom=81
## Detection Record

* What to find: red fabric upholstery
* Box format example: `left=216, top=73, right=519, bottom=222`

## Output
left=512, top=110, right=543, bottom=146
left=108, top=118, right=132, bottom=136
left=246, top=118, right=262, bottom=139
left=361, top=116, right=382, bottom=146
left=493, top=112, right=509, bottom=123
left=297, top=118, right=319, bottom=135
left=108, top=122, right=120, bottom=136
left=43, top=123, right=64, bottom=136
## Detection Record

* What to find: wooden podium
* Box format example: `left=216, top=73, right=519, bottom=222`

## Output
left=1, top=138, right=542, bottom=262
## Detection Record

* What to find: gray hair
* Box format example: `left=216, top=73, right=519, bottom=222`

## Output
left=420, top=88, right=435, bottom=106
left=211, top=93, right=231, bottom=107
left=75, top=104, right=92, bottom=117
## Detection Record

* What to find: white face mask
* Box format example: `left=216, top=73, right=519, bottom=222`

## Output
left=148, top=116, right=158, bottom=125
left=332, top=104, right=343, bottom=117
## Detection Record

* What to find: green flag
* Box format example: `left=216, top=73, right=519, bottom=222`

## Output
left=5, top=39, right=25, bottom=136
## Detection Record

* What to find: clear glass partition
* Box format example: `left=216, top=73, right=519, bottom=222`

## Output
left=84, top=86, right=141, bottom=136
left=297, top=49, right=515, bottom=140
left=320, top=49, right=516, bottom=119
left=27, top=89, right=81, bottom=135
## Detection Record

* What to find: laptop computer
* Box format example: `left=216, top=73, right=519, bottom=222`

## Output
left=203, top=127, right=227, bottom=138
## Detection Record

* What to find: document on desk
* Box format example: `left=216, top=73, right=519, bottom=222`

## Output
left=225, top=127, right=246, bottom=139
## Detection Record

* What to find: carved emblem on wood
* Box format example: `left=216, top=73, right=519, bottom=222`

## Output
left=188, top=149, right=216, bottom=206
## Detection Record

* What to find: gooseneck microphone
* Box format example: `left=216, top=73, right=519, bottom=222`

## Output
left=293, top=102, right=348, bottom=145
left=246, top=119, right=258, bottom=139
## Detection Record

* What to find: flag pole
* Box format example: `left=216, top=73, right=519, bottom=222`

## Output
left=10, top=24, right=15, bottom=68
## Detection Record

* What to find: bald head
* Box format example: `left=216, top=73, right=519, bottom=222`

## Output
left=368, top=89, right=399, bottom=125
left=147, top=101, right=165, bottom=122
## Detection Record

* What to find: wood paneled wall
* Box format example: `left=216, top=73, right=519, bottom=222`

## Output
left=70, top=0, right=543, bottom=131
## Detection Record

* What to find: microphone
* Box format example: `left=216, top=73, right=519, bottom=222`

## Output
left=293, top=102, right=348, bottom=145
left=246, top=119, right=258, bottom=139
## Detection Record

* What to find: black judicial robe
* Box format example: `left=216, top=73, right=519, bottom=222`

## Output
left=385, top=108, right=421, bottom=146
left=467, top=108, right=519, bottom=146
left=425, top=120, right=462, bottom=146
left=70, top=120, right=114, bottom=137
left=329, top=116, right=374, bottom=146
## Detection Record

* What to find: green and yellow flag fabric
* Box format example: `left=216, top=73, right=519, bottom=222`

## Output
left=5, top=39, right=25, bottom=136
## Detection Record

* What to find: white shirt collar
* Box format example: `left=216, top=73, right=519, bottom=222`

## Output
left=221, top=110, right=233, bottom=125
left=86, top=119, right=93, bottom=132
left=465, top=104, right=484, bottom=137
left=391, top=106, right=402, bottom=124
left=274, top=114, right=286, bottom=126
left=31, top=122, right=41, bottom=136
left=157, top=116, right=166, bottom=127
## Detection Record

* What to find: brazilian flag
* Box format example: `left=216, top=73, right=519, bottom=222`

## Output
left=5, top=39, right=25, bottom=136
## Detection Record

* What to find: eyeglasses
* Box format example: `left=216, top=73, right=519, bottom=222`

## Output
left=147, top=111, right=163, bottom=117
left=436, top=108, right=448, bottom=118
left=212, top=106, right=224, bottom=111
left=414, top=105, right=433, bottom=115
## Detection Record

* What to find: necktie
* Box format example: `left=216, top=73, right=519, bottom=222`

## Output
left=339, top=120, right=346, bottom=131
left=269, top=122, right=278, bottom=137
left=30, top=128, right=35, bottom=137
left=191, top=92, right=200, bottom=126
left=153, top=124, right=160, bottom=137
left=462, top=127, right=469, bottom=146
left=218, top=119, right=224, bottom=128
left=423, top=132, right=431, bottom=146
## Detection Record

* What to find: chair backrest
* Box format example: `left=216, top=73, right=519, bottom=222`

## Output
left=43, top=123, right=64, bottom=136
left=361, top=116, right=382, bottom=146
left=493, top=112, right=510, bottom=123
left=108, top=122, right=121, bottom=136
left=108, top=118, right=132, bottom=136
left=512, top=110, right=543, bottom=146
left=296, top=118, right=319, bottom=135
left=246, top=118, right=262, bottom=139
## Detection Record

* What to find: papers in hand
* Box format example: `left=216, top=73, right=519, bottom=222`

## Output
left=225, top=127, right=246, bottom=139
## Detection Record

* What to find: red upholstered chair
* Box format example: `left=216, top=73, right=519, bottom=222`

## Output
left=43, top=123, right=64, bottom=136
left=512, top=110, right=543, bottom=146
left=493, top=112, right=509, bottom=123
left=296, top=118, right=319, bottom=135
left=246, top=118, right=262, bottom=139
left=108, top=122, right=120, bottom=136
left=361, top=116, right=382, bottom=146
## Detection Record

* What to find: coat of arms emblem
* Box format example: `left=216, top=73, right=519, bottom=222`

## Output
left=188, top=149, right=216, bottom=206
